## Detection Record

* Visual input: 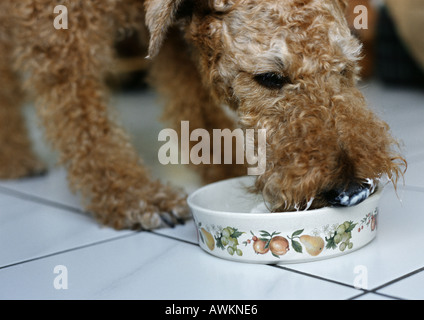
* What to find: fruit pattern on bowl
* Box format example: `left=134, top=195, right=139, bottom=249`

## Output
left=196, top=208, right=378, bottom=260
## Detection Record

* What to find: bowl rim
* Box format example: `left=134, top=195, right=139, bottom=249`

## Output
left=187, top=176, right=383, bottom=219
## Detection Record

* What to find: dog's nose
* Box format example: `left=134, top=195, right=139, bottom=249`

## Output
left=323, top=182, right=373, bottom=207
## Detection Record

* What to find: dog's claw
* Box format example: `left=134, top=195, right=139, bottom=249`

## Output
left=160, top=212, right=176, bottom=228
left=176, top=217, right=186, bottom=225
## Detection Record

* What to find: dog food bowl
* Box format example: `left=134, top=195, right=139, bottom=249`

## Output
left=188, top=176, right=381, bottom=264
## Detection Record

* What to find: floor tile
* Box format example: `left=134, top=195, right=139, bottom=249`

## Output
left=0, top=192, right=132, bottom=268
left=153, top=219, right=198, bottom=245
left=361, top=83, right=424, bottom=157
left=282, top=187, right=424, bottom=290
left=378, top=270, right=424, bottom=300
left=402, top=155, right=424, bottom=189
left=0, top=168, right=82, bottom=210
left=0, top=232, right=361, bottom=300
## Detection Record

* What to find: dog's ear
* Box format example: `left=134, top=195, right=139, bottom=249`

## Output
left=145, top=0, right=188, bottom=58
left=145, top=0, right=238, bottom=58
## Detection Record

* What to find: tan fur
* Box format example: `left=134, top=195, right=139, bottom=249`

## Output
left=0, top=0, right=405, bottom=229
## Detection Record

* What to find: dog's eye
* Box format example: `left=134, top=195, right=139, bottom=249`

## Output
left=254, top=73, right=291, bottom=90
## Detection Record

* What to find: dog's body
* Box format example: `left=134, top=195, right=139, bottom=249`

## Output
left=0, top=0, right=405, bottom=230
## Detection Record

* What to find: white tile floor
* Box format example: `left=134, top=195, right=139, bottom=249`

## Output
left=0, top=81, right=423, bottom=300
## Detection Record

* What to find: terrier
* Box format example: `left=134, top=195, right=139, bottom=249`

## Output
left=0, top=0, right=405, bottom=229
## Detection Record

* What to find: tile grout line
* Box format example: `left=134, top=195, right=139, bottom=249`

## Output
left=0, top=230, right=196, bottom=271
left=372, top=292, right=406, bottom=300
left=142, top=231, right=423, bottom=299
left=271, top=264, right=369, bottom=293
left=1, top=218, right=419, bottom=300
left=149, top=230, right=199, bottom=247
left=0, top=232, right=140, bottom=271
left=151, top=231, right=386, bottom=298
left=0, top=185, right=86, bottom=216
left=0, top=185, right=201, bottom=270
left=150, top=230, right=377, bottom=295
left=347, top=291, right=405, bottom=300
left=2, top=184, right=423, bottom=298
left=274, top=264, right=424, bottom=300
left=369, top=266, right=424, bottom=294
left=274, top=263, right=424, bottom=300
left=347, top=291, right=369, bottom=300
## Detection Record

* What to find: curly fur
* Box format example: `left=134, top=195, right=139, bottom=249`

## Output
left=0, top=0, right=405, bottom=229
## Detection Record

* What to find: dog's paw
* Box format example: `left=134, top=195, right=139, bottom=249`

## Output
left=132, top=205, right=190, bottom=230
left=93, top=182, right=191, bottom=230
left=133, top=189, right=191, bottom=230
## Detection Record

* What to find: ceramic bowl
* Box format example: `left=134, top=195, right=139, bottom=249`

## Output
left=188, top=176, right=381, bottom=264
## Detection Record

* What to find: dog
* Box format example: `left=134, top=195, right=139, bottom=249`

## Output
left=0, top=0, right=405, bottom=230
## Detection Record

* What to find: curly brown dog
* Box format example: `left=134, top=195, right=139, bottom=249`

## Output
left=0, top=0, right=405, bottom=230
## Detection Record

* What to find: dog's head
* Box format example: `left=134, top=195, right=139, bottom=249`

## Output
left=145, top=0, right=406, bottom=211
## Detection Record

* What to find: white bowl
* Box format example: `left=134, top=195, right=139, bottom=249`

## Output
left=188, top=176, right=381, bottom=264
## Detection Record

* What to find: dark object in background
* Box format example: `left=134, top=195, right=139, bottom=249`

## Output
left=107, top=31, right=150, bottom=92
left=375, top=7, right=424, bottom=87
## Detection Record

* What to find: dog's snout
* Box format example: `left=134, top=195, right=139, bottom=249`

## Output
left=323, top=182, right=373, bottom=207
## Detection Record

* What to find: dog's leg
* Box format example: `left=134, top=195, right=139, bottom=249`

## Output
left=14, top=3, right=188, bottom=230
left=149, top=29, right=247, bottom=184
left=0, top=33, right=45, bottom=179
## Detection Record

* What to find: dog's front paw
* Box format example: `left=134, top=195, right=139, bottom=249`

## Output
left=132, top=183, right=191, bottom=229
left=90, top=181, right=191, bottom=230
